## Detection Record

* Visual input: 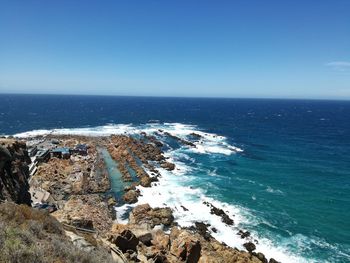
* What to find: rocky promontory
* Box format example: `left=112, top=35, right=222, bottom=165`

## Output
left=0, top=135, right=280, bottom=263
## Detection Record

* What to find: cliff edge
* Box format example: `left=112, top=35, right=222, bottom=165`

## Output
left=0, top=138, right=31, bottom=205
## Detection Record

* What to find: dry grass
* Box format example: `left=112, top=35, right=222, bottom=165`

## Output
left=0, top=202, right=114, bottom=263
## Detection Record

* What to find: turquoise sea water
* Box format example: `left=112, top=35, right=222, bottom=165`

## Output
left=99, top=148, right=126, bottom=199
left=1, top=94, right=349, bottom=262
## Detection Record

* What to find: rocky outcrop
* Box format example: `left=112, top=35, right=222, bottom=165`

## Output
left=189, top=222, right=212, bottom=241
left=107, top=205, right=267, bottom=263
left=16, top=134, right=279, bottom=263
left=160, top=161, right=175, bottom=171
left=31, top=138, right=110, bottom=202
left=108, top=229, right=139, bottom=252
left=238, top=229, right=251, bottom=239
left=162, top=131, right=196, bottom=147
left=189, top=133, right=202, bottom=140
left=52, top=194, right=113, bottom=233
left=244, top=241, right=256, bottom=253
left=140, top=174, right=158, bottom=187
left=123, top=189, right=140, bottom=204
left=170, top=227, right=201, bottom=263
left=0, top=139, right=31, bottom=205
left=203, top=201, right=234, bottom=225
left=129, top=204, right=174, bottom=228
left=109, top=222, right=264, bottom=263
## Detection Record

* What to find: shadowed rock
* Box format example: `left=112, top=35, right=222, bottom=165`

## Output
left=0, top=140, right=31, bottom=205
left=244, top=242, right=256, bottom=253
left=108, top=229, right=139, bottom=253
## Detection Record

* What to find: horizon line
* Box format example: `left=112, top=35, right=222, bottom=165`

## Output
left=0, top=92, right=349, bottom=102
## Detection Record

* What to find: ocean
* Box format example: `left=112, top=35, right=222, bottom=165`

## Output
left=1, top=94, right=349, bottom=262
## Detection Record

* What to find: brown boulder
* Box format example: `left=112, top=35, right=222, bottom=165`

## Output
left=170, top=228, right=201, bottom=263
left=152, top=230, right=170, bottom=250
left=140, top=175, right=158, bottom=187
left=129, top=204, right=174, bottom=228
left=123, top=190, right=139, bottom=204
left=108, top=229, right=139, bottom=253
left=107, top=196, right=117, bottom=207
left=160, top=162, right=175, bottom=171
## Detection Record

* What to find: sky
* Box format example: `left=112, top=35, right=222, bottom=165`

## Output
left=0, top=0, right=350, bottom=99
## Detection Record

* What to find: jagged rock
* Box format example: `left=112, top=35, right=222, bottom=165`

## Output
left=243, top=242, right=256, bottom=253
left=269, top=258, right=280, bottom=263
left=252, top=252, right=268, bottom=263
left=129, top=204, right=174, bottom=228
left=139, top=232, right=153, bottom=246
left=107, top=196, right=117, bottom=206
left=170, top=227, right=201, bottom=263
left=52, top=194, right=113, bottom=233
left=189, top=133, right=202, bottom=140
left=140, top=175, right=158, bottom=187
left=203, top=201, right=234, bottom=225
left=198, top=237, right=263, bottom=263
left=123, top=190, right=139, bottom=204
left=190, top=222, right=212, bottom=241
left=124, top=250, right=138, bottom=261
left=163, top=132, right=196, bottom=147
left=152, top=230, right=170, bottom=250
left=124, top=184, right=137, bottom=192
left=151, top=253, right=167, bottom=263
left=111, top=223, right=129, bottom=234
left=0, top=139, right=31, bottom=205
left=160, top=162, right=175, bottom=171
left=71, top=218, right=94, bottom=230
left=108, top=229, right=139, bottom=253
left=0, top=145, right=12, bottom=161
left=181, top=205, right=189, bottom=211
left=141, top=246, right=161, bottom=259
left=237, top=230, right=251, bottom=239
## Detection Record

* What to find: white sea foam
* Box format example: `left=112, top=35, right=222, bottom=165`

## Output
left=14, top=123, right=243, bottom=156
left=266, top=186, right=285, bottom=195
left=139, top=158, right=313, bottom=263
left=134, top=161, right=315, bottom=263
left=156, top=123, right=243, bottom=155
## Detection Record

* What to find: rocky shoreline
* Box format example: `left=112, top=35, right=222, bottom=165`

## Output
left=1, top=134, right=280, bottom=263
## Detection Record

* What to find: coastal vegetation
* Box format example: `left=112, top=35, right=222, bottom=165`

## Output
left=0, top=202, right=114, bottom=263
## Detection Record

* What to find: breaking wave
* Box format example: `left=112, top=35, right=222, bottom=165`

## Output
left=14, top=123, right=243, bottom=155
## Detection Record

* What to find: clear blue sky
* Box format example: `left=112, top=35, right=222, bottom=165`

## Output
left=0, top=0, right=349, bottom=99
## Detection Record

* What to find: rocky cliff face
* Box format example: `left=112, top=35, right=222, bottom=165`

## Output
left=0, top=139, right=31, bottom=205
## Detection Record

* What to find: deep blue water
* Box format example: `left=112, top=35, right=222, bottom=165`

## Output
left=1, top=94, right=349, bottom=262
